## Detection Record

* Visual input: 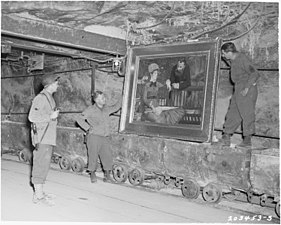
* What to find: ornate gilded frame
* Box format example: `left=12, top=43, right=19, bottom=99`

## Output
left=120, top=38, right=222, bottom=142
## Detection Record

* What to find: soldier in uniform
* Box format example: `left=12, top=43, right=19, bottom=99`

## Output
left=28, top=74, right=60, bottom=206
left=76, top=91, right=122, bottom=183
left=220, top=42, right=260, bottom=148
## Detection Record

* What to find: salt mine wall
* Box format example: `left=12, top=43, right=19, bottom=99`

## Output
left=1, top=42, right=279, bottom=153
left=1, top=2, right=279, bottom=183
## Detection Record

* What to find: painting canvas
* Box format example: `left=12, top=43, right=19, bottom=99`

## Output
left=120, top=38, right=222, bottom=142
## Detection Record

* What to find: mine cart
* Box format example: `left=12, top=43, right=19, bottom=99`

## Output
left=249, top=148, right=280, bottom=217
left=110, top=134, right=253, bottom=203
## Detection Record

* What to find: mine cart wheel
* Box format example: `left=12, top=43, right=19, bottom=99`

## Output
left=112, top=164, right=118, bottom=170
left=155, top=174, right=164, bottom=182
left=128, top=168, right=144, bottom=186
left=112, top=164, right=128, bottom=183
left=59, top=155, right=72, bottom=170
left=18, top=148, right=31, bottom=163
left=174, top=177, right=183, bottom=188
left=18, top=150, right=26, bottom=162
left=181, top=178, right=200, bottom=199
left=71, top=157, right=85, bottom=173
left=260, top=194, right=268, bottom=207
left=51, top=153, right=60, bottom=164
left=247, top=190, right=254, bottom=204
left=163, top=176, right=171, bottom=185
left=202, top=182, right=222, bottom=203
left=275, top=201, right=280, bottom=218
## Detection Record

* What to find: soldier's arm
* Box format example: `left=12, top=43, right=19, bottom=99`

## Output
left=243, top=56, right=260, bottom=88
left=106, top=96, right=122, bottom=115
left=76, top=109, right=91, bottom=132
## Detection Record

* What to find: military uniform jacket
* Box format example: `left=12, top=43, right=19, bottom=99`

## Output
left=28, top=89, right=57, bottom=146
left=76, top=98, right=122, bottom=137
left=230, top=53, right=260, bottom=91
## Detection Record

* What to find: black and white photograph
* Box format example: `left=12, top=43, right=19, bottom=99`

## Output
left=1, top=1, right=280, bottom=224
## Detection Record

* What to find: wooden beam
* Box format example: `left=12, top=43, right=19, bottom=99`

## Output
left=1, top=36, right=111, bottom=61
left=1, top=14, right=127, bottom=56
left=91, top=62, right=98, bottom=97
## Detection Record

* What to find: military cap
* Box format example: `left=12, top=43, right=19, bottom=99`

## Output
left=41, top=74, right=60, bottom=87
left=91, top=90, right=104, bottom=100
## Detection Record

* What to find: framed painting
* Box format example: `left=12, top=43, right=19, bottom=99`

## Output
left=120, top=38, right=222, bottom=142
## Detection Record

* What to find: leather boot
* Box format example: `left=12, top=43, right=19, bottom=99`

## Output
left=218, top=133, right=231, bottom=146
left=33, top=184, right=44, bottom=199
left=237, top=136, right=252, bottom=148
left=90, top=171, right=97, bottom=183
left=103, top=170, right=115, bottom=183
left=33, top=184, right=55, bottom=206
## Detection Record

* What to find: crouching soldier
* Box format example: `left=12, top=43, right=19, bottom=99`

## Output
left=28, top=74, right=60, bottom=206
left=76, top=91, right=122, bottom=183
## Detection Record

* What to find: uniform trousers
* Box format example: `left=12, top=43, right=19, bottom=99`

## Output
left=223, top=85, right=258, bottom=136
left=32, top=144, right=53, bottom=184
left=86, top=134, right=113, bottom=172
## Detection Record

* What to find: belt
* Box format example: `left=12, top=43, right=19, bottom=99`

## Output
left=87, top=130, right=109, bottom=137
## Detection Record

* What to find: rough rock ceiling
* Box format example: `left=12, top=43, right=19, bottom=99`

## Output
left=2, top=1, right=278, bottom=46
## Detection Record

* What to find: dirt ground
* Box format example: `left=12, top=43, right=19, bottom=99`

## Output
left=1, top=154, right=279, bottom=224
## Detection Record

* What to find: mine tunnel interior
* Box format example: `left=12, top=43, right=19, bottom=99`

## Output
left=1, top=1, right=280, bottom=220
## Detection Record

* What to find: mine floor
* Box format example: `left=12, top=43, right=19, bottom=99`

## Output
left=1, top=153, right=280, bottom=224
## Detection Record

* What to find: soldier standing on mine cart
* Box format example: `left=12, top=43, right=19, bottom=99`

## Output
left=28, top=74, right=60, bottom=206
left=219, top=42, right=260, bottom=148
left=76, top=91, right=122, bottom=183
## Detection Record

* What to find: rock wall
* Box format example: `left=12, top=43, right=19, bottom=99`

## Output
left=1, top=3, right=279, bottom=184
left=1, top=35, right=279, bottom=193
left=2, top=47, right=278, bottom=150
left=1, top=43, right=279, bottom=139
